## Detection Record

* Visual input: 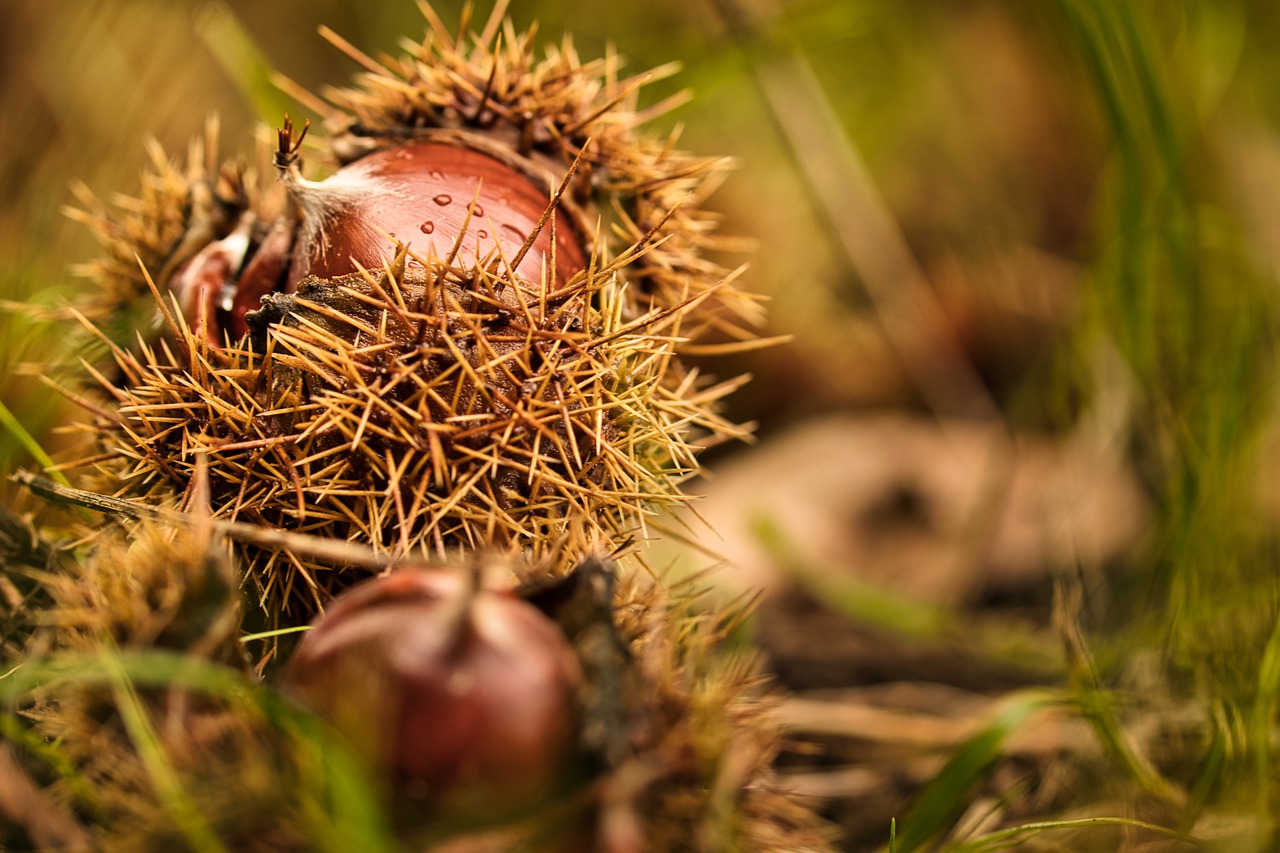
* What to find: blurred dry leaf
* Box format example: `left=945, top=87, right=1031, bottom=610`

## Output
left=679, top=413, right=1148, bottom=607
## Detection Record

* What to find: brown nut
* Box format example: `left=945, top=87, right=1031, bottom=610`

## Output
left=283, top=570, right=584, bottom=820
left=283, top=141, right=587, bottom=289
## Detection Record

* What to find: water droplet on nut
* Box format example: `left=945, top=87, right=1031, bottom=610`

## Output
left=420, top=221, right=435, bottom=234
left=433, top=194, right=452, bottom=205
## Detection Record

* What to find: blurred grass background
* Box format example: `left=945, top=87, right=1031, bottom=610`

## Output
left=5, top=0, right=1280, bottom=850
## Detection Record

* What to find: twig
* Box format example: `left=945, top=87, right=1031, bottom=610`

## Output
left=12, top=470, right=395, bottom=572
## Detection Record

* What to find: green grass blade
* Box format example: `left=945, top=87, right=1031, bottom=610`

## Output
left=0, top=396, right=67, bottom=486
left=946, top=816, right=1199, bottom=853
left=3, top=649, right=395, bottom=853
left=104, top=652, right=229, bottom=853
left=751, top=514, right=947, bottom=638
left=1250, top=609, right=1280, bottom=813
left=752, top=515, right=1060, bottom=674
left=239, top=624, right=312, bottom=644
left=892, top=690, right=1060, bottom=853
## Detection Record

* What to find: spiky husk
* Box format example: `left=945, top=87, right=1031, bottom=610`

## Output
left=65, top=118, right=275, bottom=333
left=30, top=522, right=241, bottom=662
left=67, top=4, right=758, bottom=618
left=0, top=506, right=62, bottom=662
left=15, top=523, right=385, bottom=853
left=84, top=253, right=743, bottom=616
left=604, top=572, right=835, bottom=852
left=14, top=529, right=831, bottom=852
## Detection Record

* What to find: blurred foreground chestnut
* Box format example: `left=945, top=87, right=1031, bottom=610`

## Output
left=282, top=569, right=585, bottom=823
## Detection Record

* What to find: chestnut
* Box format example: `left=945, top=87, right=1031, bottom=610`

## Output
left=281, top=141, right=587, bottom=290
left=282, top=570, right=585, bottom=823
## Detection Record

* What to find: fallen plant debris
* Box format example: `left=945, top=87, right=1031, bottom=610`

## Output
left=0, top=3, right=834, bottom=850
left=8, top=1, right=1278, bottom=851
